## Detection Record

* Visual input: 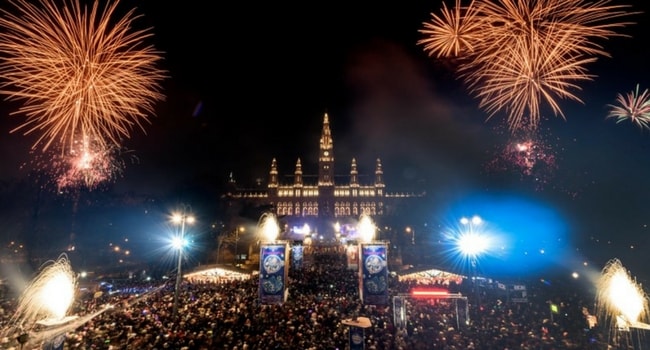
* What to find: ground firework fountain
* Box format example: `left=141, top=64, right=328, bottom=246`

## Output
left=13, top=255, right=77, bottom=324
left=0, top=253, right=132, bottom=348
left=595, top=259, right=650, bottom=348
left=258, top=212, right=280, bottom=242
left=0, top=254, right=78, bottom=348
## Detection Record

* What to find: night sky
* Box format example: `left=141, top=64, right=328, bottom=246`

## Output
left=1, top=1, right=649, bottom=281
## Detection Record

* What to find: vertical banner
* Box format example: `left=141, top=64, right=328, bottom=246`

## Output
left=360, top=242, right=389, bottom=305
left=393, top=295, right=406, bottom=329
left=259, top=242, right=288, bottom=305
left=291, top=244, right=303, bottom=270
left=349, top=326, right=365, bottom=350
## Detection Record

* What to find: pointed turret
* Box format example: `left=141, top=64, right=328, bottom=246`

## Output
left=294, top=158, right=303, bottom=187
left=350, top=158, right=359, bottom=187
left=375, top=158, right=385, bottom=187
left=268, top=158, right=278, bottom=188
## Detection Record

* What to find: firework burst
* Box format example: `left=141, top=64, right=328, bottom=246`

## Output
left=53, top=136, right=129, bottom=192
left=485, top=127, right=558, bottom=190
left=418, top=0, right=638, bottom=132
left=21, top=137, right=132, bottom=193
left=418, top=0, right=483, bottom=58
left=0, top=0, right=167, bottom=152
left=606, top=84, right=650, bottom=130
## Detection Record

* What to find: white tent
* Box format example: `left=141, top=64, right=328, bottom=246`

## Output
left=184, top=265, right=252, bottom=283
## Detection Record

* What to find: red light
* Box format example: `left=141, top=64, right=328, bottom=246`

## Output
left=410, top=288, right=450, bottom=298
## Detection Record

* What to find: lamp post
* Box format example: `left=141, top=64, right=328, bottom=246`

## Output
left=171, top=207, right=195, bottom=319
left=234, top=226, right=244, bottom=266
left=458, top=215, right=487, bottom=309
left=405, top=226, right=415, bottom=245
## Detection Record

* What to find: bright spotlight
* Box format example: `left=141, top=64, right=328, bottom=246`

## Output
left=171, top=236, right=187, bottom=250
left=457, top=232, right=489, bottom=258
left=457, top=215, right=489, bottom=259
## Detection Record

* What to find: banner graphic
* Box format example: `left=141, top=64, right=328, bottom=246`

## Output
left=360, top=243, right=389, bottom=305
left=291, top=244, right=303, bottom=270
left=259, top=243, right=288, bottom=305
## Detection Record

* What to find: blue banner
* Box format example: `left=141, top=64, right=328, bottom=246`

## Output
left=291, top=244, right=303, bottom=269
left=259, top=243, right=288, bottom=305
left=360, top=243, right=389, bottom=305
left=349, top=326, right=365, bottom=350
left=393, top=295, right=406, bottom=329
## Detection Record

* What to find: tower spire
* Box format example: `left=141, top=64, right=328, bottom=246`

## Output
left=318, top=112, right=334, bottom=186
left=268, top=158, right=278, bottom=188
left=375, top=158, right=384, bottom=187
left=294, top=158, right=303, bottom=187
left=350, top=158, right=359, bottom=187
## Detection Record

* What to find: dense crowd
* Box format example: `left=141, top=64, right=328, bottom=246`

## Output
left=0, top=249, right=639, bottom=349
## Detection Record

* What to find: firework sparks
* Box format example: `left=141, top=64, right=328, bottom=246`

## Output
left=485, top=128, right=558, bottom=190
left=595, top=259, right=649, bottom=334
left=418, top=0, right=637, bottom=132
left=9, top=254, right=77, bottom=330
left=21, top=137, right=130, bottom=193
left=54, top=136, right=127, bottom=191
left=258, top=213, right=281, bottom=242
left=358, top=214, right=377, bottom=242
left=0, top=0, right=167, bottom=152
left=606, top=84, right=650, bottom=130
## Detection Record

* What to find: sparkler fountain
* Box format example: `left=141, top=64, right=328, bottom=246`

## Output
left=2, top=254, right=78, bottom=348
left=357, top=213, right=377, bottom=243
left=595, top=259, right=650, bottom=348
left=0, top=254, right=120, bottom=349
left=258, top=212, right=280, bottom=243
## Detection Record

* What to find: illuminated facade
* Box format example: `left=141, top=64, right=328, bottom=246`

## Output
left=224, top=113, right=424, bottom=239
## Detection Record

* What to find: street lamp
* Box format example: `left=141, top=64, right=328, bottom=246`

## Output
left=405, top=226, right=415, bottom=245
left=457, top=215, right=488, bottom=308
left=171, top=207, right=195, bottom=319
left=234, top=226, right=244, bottom=266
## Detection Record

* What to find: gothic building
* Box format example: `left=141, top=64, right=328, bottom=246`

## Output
left=224, top=113, right=425, bottom=241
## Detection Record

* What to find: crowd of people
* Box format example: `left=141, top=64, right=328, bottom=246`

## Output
left=0, top=249, right=640, bottom=349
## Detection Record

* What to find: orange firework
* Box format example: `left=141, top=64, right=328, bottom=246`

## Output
left=0, top=0, right=167, bottom=152
left=418, top=0, right=483, bottom=58
left=419, top=0, right=638, bottom=132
